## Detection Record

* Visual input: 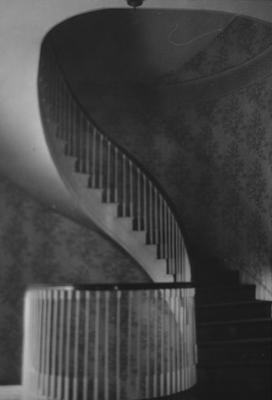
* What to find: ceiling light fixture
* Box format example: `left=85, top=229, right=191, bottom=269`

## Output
left=127, top=0, right=144, bottom=8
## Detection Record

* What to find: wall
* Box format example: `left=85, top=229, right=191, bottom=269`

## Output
left=0, top=174, right=148, bottom=384
left=51, top=16, right=272, bottom=299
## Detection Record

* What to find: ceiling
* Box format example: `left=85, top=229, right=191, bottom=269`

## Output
left=49, top=9, right=235, bottom=85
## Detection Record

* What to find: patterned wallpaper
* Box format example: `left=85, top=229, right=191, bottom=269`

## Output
left=162, top=16, right=272, bottom=83
left=0, top=174, right=148, bottom=383
left=73, top=17, right=272, bottom=301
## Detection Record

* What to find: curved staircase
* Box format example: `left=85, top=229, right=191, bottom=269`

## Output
left=38, top=42, right=191, bottom=284
left=35, top=40, right=272, bottom=400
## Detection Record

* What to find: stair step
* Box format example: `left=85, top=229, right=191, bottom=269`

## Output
left=84, top=188, right=103, bottom=202
left=72, top=171, right=89, bottom=187
left=196, top=284, right=256, bottom=304
left=117, top=217, right=133, bottom=231
left=198, top=337, right=272, bottom=366
left=197, top=300, right=272, bottom=322
left=195, top=269, right=240, bottom=286
left=198, top=318, right=272, bottom=342
left=197, top=364, right=272, bottom=396
left=101, top=203, right=118, bottom=218
left=130, top=230, right=147, bottom=245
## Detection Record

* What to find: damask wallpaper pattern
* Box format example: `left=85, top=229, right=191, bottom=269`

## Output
left=167, top=16, right=272, bottom=82
left=0, top=174, right=148, bottom=383
left=73, top=17, right=272, bottom=301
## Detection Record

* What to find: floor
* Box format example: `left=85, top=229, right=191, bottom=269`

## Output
left=0, top=385, right=271, bottom=400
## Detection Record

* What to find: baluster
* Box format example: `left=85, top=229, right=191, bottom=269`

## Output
left=53, top=64, right=58, bottom=123
left=28, top=292, right=34, bottom=390
left=122, top=155, right=127, bottom=216
left=149, top=182, right=153, bottom=244
left=182, top=292, right=186, bottom=388
left=159, top=195, right=163, bottom=258
left=164, top=201, right=168, bottom=261
left=99, top=133, right=104, bottom=189
left=50, top=290, right=58, bottom=398
left=72, top=101, right=77, bottom=158
left=62, top=80, right=68, bottom=141
left=55, top=74, right=61, bottom=134
left=80, top=113, right=86, bottom=173
left=57, top=290, right=65, bottom=399
left=160, top=290, right=165, bottom=396
left=85, top=122, right=91, bottom=176
left=171, top=290, right=176, bottom=393
left=106, top=141, right=111, bottom=203
left=23, top=293, right=30, bottom=391
left=175, top=223, right=179, bottom=279
left=129, top=160, right=133, bottom=217
left=28, top=292, right=34, bottom=391
left=104, top=291, right=110, bottom=400
left=143, top=175, right=147, bottom=231
left=66, top=93, right=71, bottom=155
left=136, top=290, right=142, bottom=398
left=45, top=291, right=52, bottom=396
left=185, top=294, right=188, bottom=389
left=77, top=111, right=82, bottom=172
left=137, top=169, right=141, bottom=230
left=116, top=291, right=121, bottom=400
left=83, top=291, right=90, bottom=400
left=126, top=291, right=133, bottom=397
left=30, top=292, right=35, bottom=392
left=114, top=147, right=118, bottom=203
left=63, top=85, right=68, bottom=142
left=93, top=291, right=100, bottom=400
left=145, top=290, right=151, bottom=399
left=57, top=78, right=62, bottom=138
left=167, top=208, right=172, bottom=274
left=154, top=188, right=159, bottom=246
left=64, top=290, right=72, bottom=400
left=181, top=235, right=185, bottom=280
left=36, top=292, right=43, bottom=393
left=171, top=215, right=176, bottom=276
left=153, top=290, right=158, bottom=398
left=166, top=289, right=171, bottom=396
left=73, top=291, right=80, bottom=400
left=92, top=128, right=97, bottom=188
left=176, top=291, right=181, bottom=392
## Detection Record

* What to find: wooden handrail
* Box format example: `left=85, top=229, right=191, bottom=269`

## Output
left=38, top=41, right=192, bottom=282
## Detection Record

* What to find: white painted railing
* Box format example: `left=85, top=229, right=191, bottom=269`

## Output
left=38, top=43, right=191, bottom=282
left=22, top=284, right=197, bottom=400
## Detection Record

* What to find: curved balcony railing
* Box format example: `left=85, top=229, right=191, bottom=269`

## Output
left=22, top=284, right=197, bottom=400
left=38, top=42, right=191, bottom=282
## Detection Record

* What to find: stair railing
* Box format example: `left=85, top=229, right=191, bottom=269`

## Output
left=38, top=42, right=191, bottom=282
left=22, top=283, right=197, bottom=400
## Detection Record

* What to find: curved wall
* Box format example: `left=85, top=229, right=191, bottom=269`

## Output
left=1, top=0, right=272, bottom=214
left=51, top=15, right=272, bottom=299
left=0, top=174, right=148, bottom=384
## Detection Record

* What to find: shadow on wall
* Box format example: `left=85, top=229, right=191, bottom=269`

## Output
left=0, top=174, right=148, bottom=384
left=49, top=14, right=272, bottom=300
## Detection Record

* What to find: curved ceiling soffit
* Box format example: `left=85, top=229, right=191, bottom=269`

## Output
left=39, top=0, right=272, bottom=98
left=1, top=0, right=272, bottom=206
left=156, top=38, right=272, bottom=101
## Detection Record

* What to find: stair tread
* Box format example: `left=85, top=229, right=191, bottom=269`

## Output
left=199, top=336, right=272, bottom=347
left=198, top=317, right=272, bottom=326
left=196, top=284, right=255, bottom=290
left=197, top=300, right=272, bottom=309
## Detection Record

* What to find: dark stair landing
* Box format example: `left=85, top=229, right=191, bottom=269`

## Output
left=195, top=268, right=272, bottom=399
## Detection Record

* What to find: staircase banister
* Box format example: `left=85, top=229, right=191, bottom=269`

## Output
left=41, top=40, right=189, bottom=241
left=27, top=282, right=195, bottom=292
